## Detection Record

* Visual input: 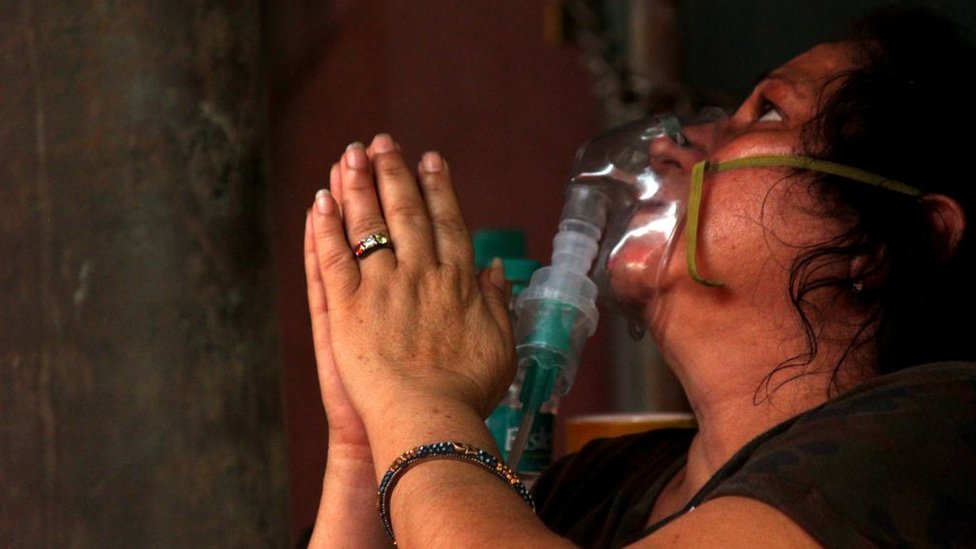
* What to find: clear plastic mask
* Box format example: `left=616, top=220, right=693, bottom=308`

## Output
left=565, top=108, right=727, bottom=322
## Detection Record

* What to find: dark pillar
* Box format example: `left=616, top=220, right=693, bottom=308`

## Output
left=0, top=1, right=288, bottom=546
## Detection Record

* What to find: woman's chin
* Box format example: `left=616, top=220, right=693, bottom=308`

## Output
left=608, top=272, right=650, bottom=304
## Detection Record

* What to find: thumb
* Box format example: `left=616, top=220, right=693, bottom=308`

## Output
left=478, top=258, right=514, bottom=336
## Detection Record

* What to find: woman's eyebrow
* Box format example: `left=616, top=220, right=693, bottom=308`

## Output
left=754, top=71, right=804, bottom=99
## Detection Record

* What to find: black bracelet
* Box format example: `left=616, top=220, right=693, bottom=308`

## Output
left=376, top=441, right=535, bottom=545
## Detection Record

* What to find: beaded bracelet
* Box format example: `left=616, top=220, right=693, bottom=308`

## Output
left=377, top=441, right=535, bottom=545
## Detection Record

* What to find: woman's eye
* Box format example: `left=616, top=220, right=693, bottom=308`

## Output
left=758, top=100, right=784, bottom=122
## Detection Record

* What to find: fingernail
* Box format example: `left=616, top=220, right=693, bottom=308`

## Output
left=421, top=151, right=444, bottom=172
left=489, top=257, right=506, bottom=289
left=372, top=133, right=396, bottom=154
left=345, top=142, right=368, bottom=169
left=315, top=189, right=333, bottom=215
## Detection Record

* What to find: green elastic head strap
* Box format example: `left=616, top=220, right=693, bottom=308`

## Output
left=686, top=155, right=922, bottom=286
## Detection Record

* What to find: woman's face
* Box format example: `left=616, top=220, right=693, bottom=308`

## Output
left=608, top=43, right=857, bottom=339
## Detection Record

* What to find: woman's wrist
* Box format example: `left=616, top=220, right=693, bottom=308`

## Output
left=362, top=393, right=499, bottom=481
left=311, top=447, right=388, bottom=549
left=325, top=435, right=374, bottom=466
left=378, top=442, right=566, bottom=548
left=377, top=441, right=534, bottom=544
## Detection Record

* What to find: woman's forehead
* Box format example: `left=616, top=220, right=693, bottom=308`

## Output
left=771, top=43, right=856, bottom=87
left=749, top=42, right=856, bottom=119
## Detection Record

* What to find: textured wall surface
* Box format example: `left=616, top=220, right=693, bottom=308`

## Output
left=0, top=1, right=288, bottom=546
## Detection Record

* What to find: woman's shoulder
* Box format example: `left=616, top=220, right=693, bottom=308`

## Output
left=784, top=360, right=976, bottom=429
left=829, top=360, right=976, bottom=405
left=752, top=360, right=976, bottom=485
left=706, top=361, right=976, bottom=547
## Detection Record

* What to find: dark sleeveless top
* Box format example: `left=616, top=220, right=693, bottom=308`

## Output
left=532, top=362, right=976, bottom=548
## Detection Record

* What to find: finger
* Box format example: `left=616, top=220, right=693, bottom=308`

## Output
left=477, top=258, right=514, bottom=349
left=328, top=162, right=342, bottom=211
left=304, top=209, right=338, bottom=378
left=305, top=211, right=355, bottom=417
left=304, top=208, right=329, bottom=315
left=417, top=151, right=474, bottom=274
left=304, top=209, right=335, bottom=366
left=367, top=134, right=437, bottom=268
left=311, top=188, right=361, bottom=304
left=338, top=142, right=396, bottom=269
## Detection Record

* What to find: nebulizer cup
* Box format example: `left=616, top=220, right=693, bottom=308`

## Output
left=505, top=109, right=725, bottom=473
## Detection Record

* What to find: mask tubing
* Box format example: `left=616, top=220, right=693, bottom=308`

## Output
left=507, top=187, right=606, bottom=474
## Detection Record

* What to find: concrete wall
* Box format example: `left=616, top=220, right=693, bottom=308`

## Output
left=0, top=1, right=288, bottom=546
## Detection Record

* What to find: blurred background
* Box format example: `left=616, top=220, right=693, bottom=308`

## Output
left=3, top=0, right=970, bottom=546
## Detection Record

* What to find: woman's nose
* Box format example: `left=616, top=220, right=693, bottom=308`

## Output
left=648, top=110, right=727, bottom=173
left=648, top=128, right=710, bottom=173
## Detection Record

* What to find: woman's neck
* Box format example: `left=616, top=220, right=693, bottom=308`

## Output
left=645, top=287, right=879, bottom=517
left=655, top=349, right=871, bottom=516
left=648, top=377, right=830, bottom=523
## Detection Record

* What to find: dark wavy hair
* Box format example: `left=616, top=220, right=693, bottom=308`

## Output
left=762, top=6, right=976, bottom=397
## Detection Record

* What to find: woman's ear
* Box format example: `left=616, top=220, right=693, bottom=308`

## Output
left=921, top=194, right=966, bottom=260
left=849, top=246, right=885, bottom=288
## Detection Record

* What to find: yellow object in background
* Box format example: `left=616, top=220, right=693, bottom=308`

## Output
left=564, top=412, right=696, bottom=454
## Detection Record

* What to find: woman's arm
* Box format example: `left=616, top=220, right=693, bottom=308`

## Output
left=304, top=206, right=388, bottom=549
left=307, top=447, right=388, bottom=548
left=306, top=135, right=574, bottom=547
left=636, top=497, right=822, bottom=548
left=370, top=397, right=574, bottom=548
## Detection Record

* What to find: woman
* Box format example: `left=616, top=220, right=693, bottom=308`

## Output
left=303, top=8, right=976, bottom=548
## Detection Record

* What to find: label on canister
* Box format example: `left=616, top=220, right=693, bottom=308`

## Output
left=486, top=404, right=521, bottom=460
left=487, top=409, right=555, bottom=474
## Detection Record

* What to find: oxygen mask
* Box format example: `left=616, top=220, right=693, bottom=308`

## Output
left=565, top=108, right=728, bottom=325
